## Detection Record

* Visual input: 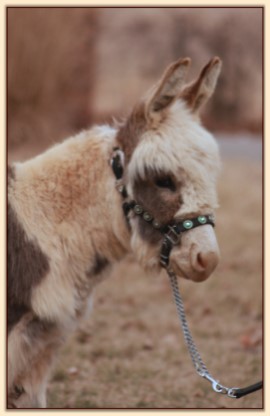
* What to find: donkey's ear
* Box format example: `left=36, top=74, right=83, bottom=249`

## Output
left=145, top=58, right=191, bottom=121
left=181, top=57, right=222, bottom=113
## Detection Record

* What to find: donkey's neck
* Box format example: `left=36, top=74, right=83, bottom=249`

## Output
left=62, top=125, right=132, bottom=263
left=13, top=125, right=131, bottom=266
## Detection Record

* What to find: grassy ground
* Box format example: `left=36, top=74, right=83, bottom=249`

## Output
left=9, top=146, right=263, bottom=409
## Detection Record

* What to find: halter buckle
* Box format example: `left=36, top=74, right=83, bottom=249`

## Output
left=115, top=179, right=128, bottom=198
left=166, top=226, right=181, bottom=245
left=115, top=179, right=124, bottom=193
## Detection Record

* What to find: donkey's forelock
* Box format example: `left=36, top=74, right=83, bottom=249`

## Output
left=127, top=100, right=220, bottom=186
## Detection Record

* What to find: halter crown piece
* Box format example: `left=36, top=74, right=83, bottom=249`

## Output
left=110, top=147, right=263, bottom=400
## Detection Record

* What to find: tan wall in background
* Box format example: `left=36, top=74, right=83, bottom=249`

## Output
left=8, top=7, right=262, bottom=150
left=8, top=7, right=99, bottom=148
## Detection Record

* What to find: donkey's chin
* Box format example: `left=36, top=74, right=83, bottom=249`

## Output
left=130, top=232, right=217, bottom=281
left=169, top=255, right=215, bottom=282
left=170, top=262, right=212, bottom=282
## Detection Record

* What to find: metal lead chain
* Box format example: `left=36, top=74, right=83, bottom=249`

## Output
left=167, top=268, right=239, bottom=398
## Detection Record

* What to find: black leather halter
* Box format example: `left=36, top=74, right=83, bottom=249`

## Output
left=111, top=147, right=215, bottom=268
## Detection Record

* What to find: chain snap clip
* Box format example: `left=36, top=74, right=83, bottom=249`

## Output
left=199, top=371, right=229, bottom=395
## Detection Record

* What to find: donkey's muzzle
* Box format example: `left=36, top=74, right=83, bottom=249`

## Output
left=170, top=224, right=220, bottom=282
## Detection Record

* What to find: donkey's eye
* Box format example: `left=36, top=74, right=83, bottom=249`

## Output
left=155, top=176, right=176, bottom=191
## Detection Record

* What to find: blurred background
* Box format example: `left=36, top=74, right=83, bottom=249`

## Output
left=8, top=7, right=262, bottom=154
left=7, top=7, right=263, bottom=409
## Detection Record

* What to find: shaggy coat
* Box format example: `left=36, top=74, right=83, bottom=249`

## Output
left=8, top=57, right=222, bottom=408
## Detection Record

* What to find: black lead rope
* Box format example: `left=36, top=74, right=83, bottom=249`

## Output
left=233, top=382, right=263, bottom=399
left=110, top=149, right=263, bottom=400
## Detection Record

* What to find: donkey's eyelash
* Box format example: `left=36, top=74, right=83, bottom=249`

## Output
left=155, top=176, right=176, bottom=191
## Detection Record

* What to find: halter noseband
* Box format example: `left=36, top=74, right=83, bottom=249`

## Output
left=111, top=147, right=215, bottom=268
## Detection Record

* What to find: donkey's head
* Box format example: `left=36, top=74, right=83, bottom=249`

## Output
left=116, top=57, right=222, bottom=282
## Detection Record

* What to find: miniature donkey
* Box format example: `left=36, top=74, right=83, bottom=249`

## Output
left=8, top=57, right=222, bottom=408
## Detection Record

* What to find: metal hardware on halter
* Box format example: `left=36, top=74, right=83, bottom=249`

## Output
left=166, top=226, right=181, bottom=245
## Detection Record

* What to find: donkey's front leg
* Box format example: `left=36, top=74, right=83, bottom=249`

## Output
left=8, top=313, right=64, bottom=408
left=8, top=376, right=47, bottom=409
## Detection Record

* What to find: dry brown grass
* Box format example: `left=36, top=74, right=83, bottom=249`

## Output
left=41, top=158, right=261, bottom=409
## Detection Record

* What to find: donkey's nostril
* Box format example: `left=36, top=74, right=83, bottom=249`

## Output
left=197, top=252, right=208, bottom=270
left=192, top=249, right=219, bottom=274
